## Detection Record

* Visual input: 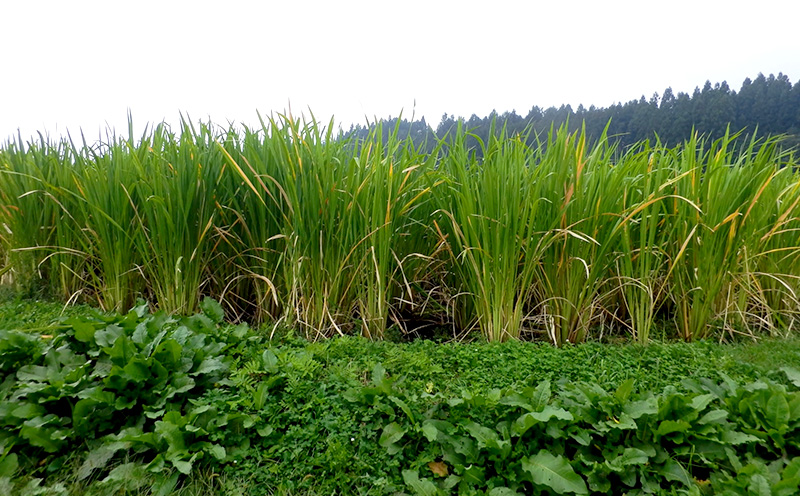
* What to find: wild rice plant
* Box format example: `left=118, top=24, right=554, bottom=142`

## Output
left=212, top=121, right=289, bottom=322
left=612, top=142, right=696, bottom=344
left=3, top=115, right=800, bottom=345
left=0, top=135, right=85, bottom=297
left=127, top=120, right=222, bottom=314
left=730, top=143, right=800, bottom=336
left=352, top=122, right=442, bottom=339
left=531, top=125, right=632, bottom=345
left=434, top=122, right=549, bottom=341
left=220, top=114, right=370, bottom=338
left=222, top=114, right=439, bottom=339
left=63, top=129, right=143, bottom=312
left=666, top=131, right=795, bottom=340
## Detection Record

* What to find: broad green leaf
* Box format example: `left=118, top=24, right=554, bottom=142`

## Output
left=155, top=420, right=186, bottom=452
left=521, top=450, right=588, bottom=495
left=0, top=453, right=18, bottom=478
left=372, top=363, right=386, bottom=387
left=171, top=459, right=192, bottom=475
left=784, top=457, right=800, bottom=480
left=442, top=434, right=478, bottom=461
left=587, top=469, right=612, bottom=493
left=569, top=429, right=592, bottom=446
left=11, top=402, right=45, bottom=419
left=514, top=407, right=573, bottom=436
left=154, top=339, right=182, bottom=366
left=622, top=396, right=658, bottom=419
left=464, top=421, right=500, bottom=448
left=119, top=427, right=157, bottom=446
left=402, top=470, right=440, bottom=496
left=615, top=378, right=635, bottom=403
left=257, top=425, right=274, bottom=437
left=95, top=325, right=124, bottom=348
left=379, top=422, right=405, bottom=448
left=20, top=422, right=62, bottom=452
left=78, top=441, right=128, bottom=480
left=261, top=349, right=278, bottom=370
left=606, top=448, right=650, bottom=471
left=151, top=471, right=180, bottom=496
left=532, top=406, right=573, bottom=422
left=100, top=461, right=149, bottom=487
left=447, top=398, right=464, bottom=407
left=789, top=396, right=800, bottom=423
left=145, top=454, right=166, bottom=473
left=115, top=396, right=136, bottom=410
left=72, top=321, right=97, bottom=343
left=780, top=367, right=800, bottom=388
left=73, top=398, right=101, bottom=430
left=130, top=301, right=149, bottom=318
left=421, top=420, right=453, bottom=443
left=106, top=335, right=135, bottom=365
left=721, top=430, right=761, bottom=445
left=16, top=365, right=48, bottom=382
left=163, top=410, right=184, bottom=425
left=655, top=459, right=692, bottom=486
left=389, top=396, right=415, bottom=422
left=184, top=314, right=214, bottom=334
left=606, top=413, right=638, bottom=431
left=207, top=444, right=226, bottom=460
left=422, top=422, right=439, bottom=442
left=499, top=393, right=533, bottom=410
left=131, top=323, right=148, bottom=345
left=773, top=476, right=800, bottom=496
left=231, top=323, right=250, bottom=339
left=199, top=298, right=225, bottom=323
left=656, top=420, right=691, bottom=436
left=122, top=357, right=151, bottom=383
left=690, top=393, right=716, bottom=411
left=254, top=383, right=270, bottom=410
left=530, top=380, right=552, bottom=410
left=188, top=404, right=212, bottom=417
left=766, top=393, right=790, bottom=428
left=462, top=464, right=485, bottom=485
left=698, top=409, right=728, bottom=424
left=441, top=474, right=460, bottom=490
left=192, top=357, right=226, bottom=376
left=747, top=474, right=771, bottom=496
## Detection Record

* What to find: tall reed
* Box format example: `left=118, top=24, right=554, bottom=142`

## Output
left=0, top=135, right=85, bottom=298
left=666, top=131, right=791, bottom=340
left=2, top=116, right=799, bottom=345
left=130, top=120, right=224, bottom=314
left=62, top=130, right=142, bottom=312
left=434, top=122, right=550, bottom=341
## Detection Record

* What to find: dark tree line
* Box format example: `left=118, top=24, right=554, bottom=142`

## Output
left=343, top=73, right=800, bottom=152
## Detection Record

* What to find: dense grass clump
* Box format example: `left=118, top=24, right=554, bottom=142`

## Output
left=2, top=116, right=799, bottom=344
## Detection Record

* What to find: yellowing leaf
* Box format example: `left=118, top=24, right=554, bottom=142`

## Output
left=428, top=460, right=448, bottom=477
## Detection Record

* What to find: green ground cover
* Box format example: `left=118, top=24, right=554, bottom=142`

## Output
left=1, top=298, right=799, bottom=495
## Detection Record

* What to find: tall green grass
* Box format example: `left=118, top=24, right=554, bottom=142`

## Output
left=434, top=122, right=549, bottom=341
left=1, top=116, right=799, bottom=344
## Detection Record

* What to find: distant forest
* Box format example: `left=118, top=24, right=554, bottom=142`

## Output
left=344, top=72, right=800, bottom=152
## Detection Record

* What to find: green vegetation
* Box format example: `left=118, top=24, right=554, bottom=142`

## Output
left=0, top=298, right=799, bottom=495
left=2, top=104, right=800, bottom=493
left=2, top=115, right=799, bottom=344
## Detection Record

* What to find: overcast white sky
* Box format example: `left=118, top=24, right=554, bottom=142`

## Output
left=1, top=0, right=799, bottom=141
